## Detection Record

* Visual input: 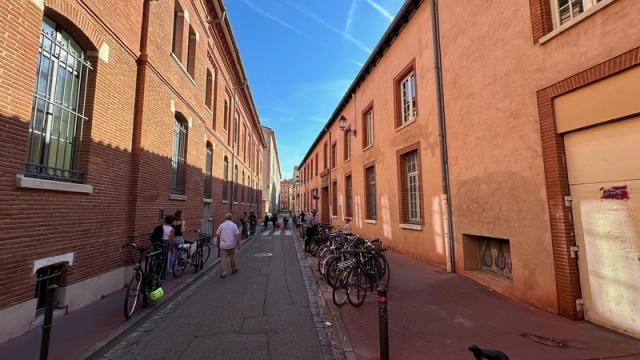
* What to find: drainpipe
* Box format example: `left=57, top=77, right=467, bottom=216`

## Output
left=431, top=0, right=455, bottom=273
left=128, top=0, right=153, bottom=241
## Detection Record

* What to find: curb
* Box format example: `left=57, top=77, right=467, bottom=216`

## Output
left=80, top=235, right=257, bottom=360
left=292, top=227, right=357, bottom=360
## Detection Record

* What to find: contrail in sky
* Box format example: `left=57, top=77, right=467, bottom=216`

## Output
left=365, top=0, right=393, bottom=21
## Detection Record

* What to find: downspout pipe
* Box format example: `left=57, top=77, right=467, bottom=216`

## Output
left=128, top=0, right=153, bottom=241
left=431, top=0, right=456, bottom=272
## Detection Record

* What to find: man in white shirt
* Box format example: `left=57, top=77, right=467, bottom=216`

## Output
left=216, top=213, right=241, bottom=278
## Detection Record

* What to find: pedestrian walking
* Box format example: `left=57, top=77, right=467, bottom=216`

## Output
left=173, top=209, right=186, bottom=247
left=263, top=213, right=270, bottom=230
left=248, top=211, right=257, bottom=235
left=271, top=213, right=278, bottom=229
left=240, top=211, right=249, bottom=239
left=304, top=209, right=317, bottom=252
left=298, top=210, right=306, bottom=240
left=162, top=215, right=175, bottom=279
left=216, top=213, right=240, bottom=278
left=283, top=214, right=289, bottom=230
left=343, top=217, right=353, bottom=235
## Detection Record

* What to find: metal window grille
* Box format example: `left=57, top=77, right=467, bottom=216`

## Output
left=204, top=143, right=213, bottom=199
left=345, top=175, right=353, bottom=217
left=366, top=166, right=376, bottom=219
left=404, top=151, right=420, bottom=223
left=26, top=17, right=92, bottom=183
left=365, top=109, right=374, bottom=147
left=171, top=118, right=187, bottom=194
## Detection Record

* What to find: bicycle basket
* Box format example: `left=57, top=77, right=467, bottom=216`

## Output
left=148, top=287, right=164, bottom=301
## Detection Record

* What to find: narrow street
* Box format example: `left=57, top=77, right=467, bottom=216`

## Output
left=96, top=226, right=332, bottom=360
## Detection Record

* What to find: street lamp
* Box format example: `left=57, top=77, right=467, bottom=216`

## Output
left=338, top=115, right=356, bottom=136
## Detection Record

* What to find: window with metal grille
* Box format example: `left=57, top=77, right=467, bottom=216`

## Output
left=364, top=107, right=374, bottom=148
left=365, top=165, right=376, bottom=220
left=233, top=115, right=239, bottom=150
left=223, top=156, right=229, bottom=201
left=204, top=142, right=213, bottom=199
left=400, top=72, right=417, bottom=125
left=315, top=153, right=319, bottom=176
left=332, top=180, right=338, bottom=216
left=400, top=150, right=422, bottom=224
left=26, top=17, right=93, bottom=183
left=223, top=98, right=229, bottom=132
left=345, top=175, right=353, bottom=217
left=241, top=171, right=245, bottom=203
left=324, top=142, right=328, bottom=170
left=552, top=0, right=603, bottom=27
left=171, top=116, right=187, bottom=194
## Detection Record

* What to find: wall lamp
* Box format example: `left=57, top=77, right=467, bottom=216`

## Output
left=338, top=115, right=356, bottom=136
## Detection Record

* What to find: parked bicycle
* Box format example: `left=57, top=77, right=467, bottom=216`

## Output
left=172, top=232, right=212, bottom=278
left=122, top=242, right=164, bottom=319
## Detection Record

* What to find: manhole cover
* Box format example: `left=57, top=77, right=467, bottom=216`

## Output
left=254, top=252, right=273, bottom=257
left=520, top=333, right=566, bottom=348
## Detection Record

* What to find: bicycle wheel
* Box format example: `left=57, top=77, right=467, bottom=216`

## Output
left=124, top=270, right=142, bottom=319
left=332, top=271, right=349, bottom=307
left=172, top=249, right=188, bottom=278
left=373, top=253, right=390, bottom=289
left=202, top=244, right=211, bottom=265
left=323, top=256, right=340, bottom=288
left=347, top=268, right=368, bottom=307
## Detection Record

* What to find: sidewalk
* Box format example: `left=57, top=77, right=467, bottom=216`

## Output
left=0, top=242, right=228, bottom=360
left=332, top=250, right=640, bottom=360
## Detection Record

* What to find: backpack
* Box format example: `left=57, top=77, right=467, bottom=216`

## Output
left=150, top=225, right=164, bottom=244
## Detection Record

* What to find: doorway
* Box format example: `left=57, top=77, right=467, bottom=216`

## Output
left=565, top=116, right=640, bottom=337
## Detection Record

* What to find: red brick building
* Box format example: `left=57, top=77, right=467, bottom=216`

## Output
left=280, top=180, right=290, bottom=211
left=0, top=0, right=265, bottom=342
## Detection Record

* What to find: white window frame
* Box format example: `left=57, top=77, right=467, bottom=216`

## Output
left=405, top=151, right=420, bottom=223
left=400, top=72, right=417, bottom=125
left=365, top=108, right=374, bottom=147
left=550, top=0, right=603, bottom=28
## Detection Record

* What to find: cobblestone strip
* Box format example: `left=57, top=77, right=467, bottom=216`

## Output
left=291, top=227, right=357, bottom=360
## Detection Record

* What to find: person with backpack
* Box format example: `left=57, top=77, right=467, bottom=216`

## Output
left=248, top=211, right=257, bottom=235
left=152, top=215, right=175, bottom=279
left=271, top=213, right=278, bottom=230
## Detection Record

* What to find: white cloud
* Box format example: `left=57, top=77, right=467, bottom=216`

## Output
left=240, top=0, right=304, bottom=37
left=365, top=0, right=393, bottom=21
left=283, top=1, right=372, bottom=54
left=344, top=0, right=358, bottom=35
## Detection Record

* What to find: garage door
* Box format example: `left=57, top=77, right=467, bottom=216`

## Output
left=565, top=116, right=640, bottom=337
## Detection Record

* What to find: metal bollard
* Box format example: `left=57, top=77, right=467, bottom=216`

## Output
left=378, top=287, right=389, bottom=360
left=39, top=284, right=58, bottom=360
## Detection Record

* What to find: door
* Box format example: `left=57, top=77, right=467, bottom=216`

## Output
left=201, top=204, right=212, bottom=236
left=565, top=116, right=640, bottom=337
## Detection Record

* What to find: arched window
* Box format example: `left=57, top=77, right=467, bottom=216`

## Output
left=26, top=16, right=93, bottom=183
left=171, top=114, right=188, bottom=194
left=205, top=69, right=213, bottom=111
left=233, top=164, right=238, bottom=202
left=222, top=156, right=229, bottom=201
left=204, top=142, right=213, bottom=199
left=241, top=171, right=245, bottom=203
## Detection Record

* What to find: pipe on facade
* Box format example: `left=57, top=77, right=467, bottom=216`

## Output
left=127, top=0, right=153, bottom=241
left=430, top=0, right=455, bottom=272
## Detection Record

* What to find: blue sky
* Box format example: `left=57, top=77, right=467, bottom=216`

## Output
left=225, top=0, right=404, bottom=179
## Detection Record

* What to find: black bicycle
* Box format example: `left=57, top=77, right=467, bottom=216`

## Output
left=172, top=233, right=212, bottom=278
left=122, top=243, right=164, bottom=319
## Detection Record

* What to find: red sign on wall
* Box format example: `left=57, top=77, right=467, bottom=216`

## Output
left=600, top=185, right=629, bottom=200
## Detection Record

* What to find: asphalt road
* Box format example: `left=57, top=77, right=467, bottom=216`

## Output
left=99, top=225, right=332, bottom=360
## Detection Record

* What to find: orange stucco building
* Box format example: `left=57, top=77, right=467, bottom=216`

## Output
left=299, top=0, right=640, bottom=338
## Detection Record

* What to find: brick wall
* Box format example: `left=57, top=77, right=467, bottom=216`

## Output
left=0, top=0, right=265, bottom=319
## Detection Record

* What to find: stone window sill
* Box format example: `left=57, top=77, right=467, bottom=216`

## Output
left=16, top=175, right=93, bottom=194
left=170, top=52, right=196, bottom=85
left=539, top=0, right=616, bottom=45
left=395, top=118, right=416, bottom=133
left=400, top=223, right=424, bottom=231
left=365, top=219, right=377, bottom=224
left=169, top=194, right=187, bottom=201
left=203, top=198, right=212, bottom=203
left=363, top=144, right=373, bottom=152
